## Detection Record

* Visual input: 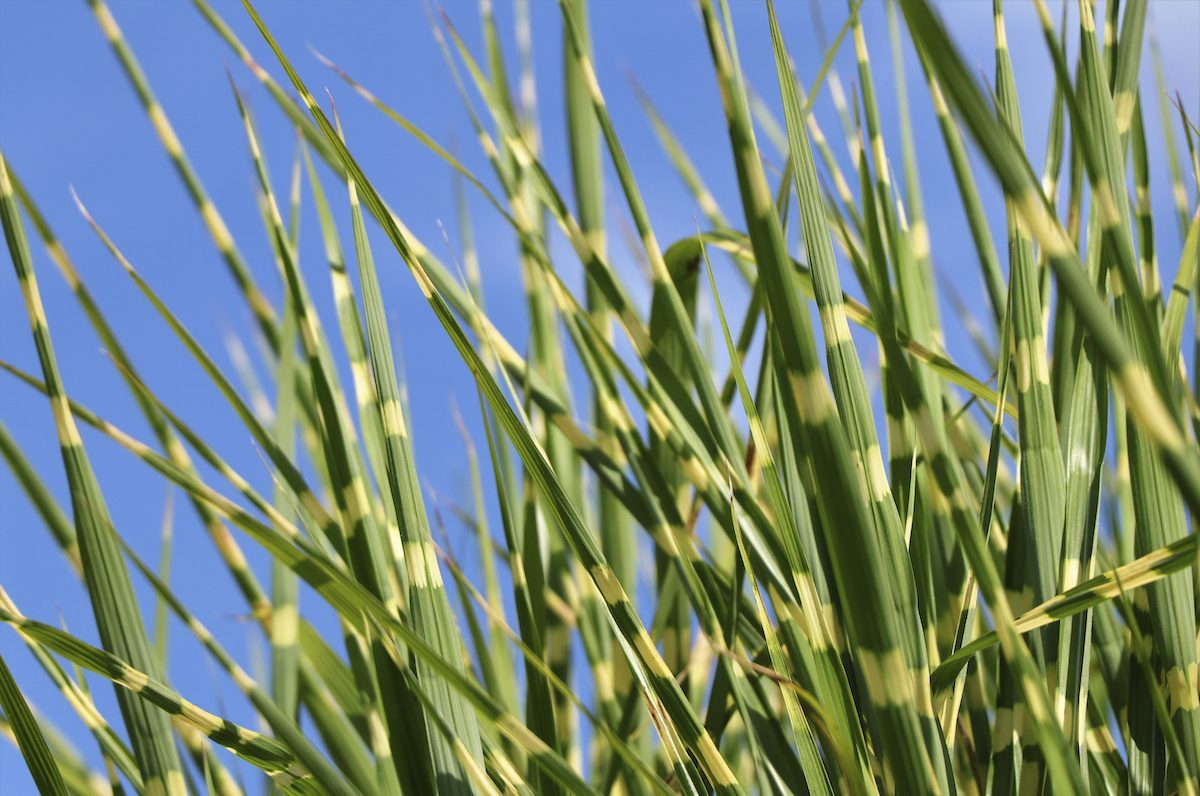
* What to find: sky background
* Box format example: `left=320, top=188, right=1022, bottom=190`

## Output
left=1, top=0, right=1197, bottom=791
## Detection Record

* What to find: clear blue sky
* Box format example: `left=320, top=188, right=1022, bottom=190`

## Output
left=1, top=0, right=1197, bottom=791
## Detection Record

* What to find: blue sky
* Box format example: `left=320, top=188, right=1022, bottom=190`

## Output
left=1, top=0, right=1197, bottom=791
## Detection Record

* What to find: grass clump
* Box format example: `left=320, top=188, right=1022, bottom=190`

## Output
left=2, top=0, right=1199, bottom=793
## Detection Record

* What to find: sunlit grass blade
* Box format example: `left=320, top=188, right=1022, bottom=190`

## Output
left=562, top=7, right=635, bottom=773
left=1065, top=2, right=1200, bottom=784
left=703, top=240, right=850, bottom=794
left=1, top=150, right=187, bottom=796
left=3, top=357, right=600, bottom=795
left=86, top=0, right=279, bottom=348
left=679, top=231, right=1013, bottom=416
left=1, top=426, right=208, bottom=794
left=933, top=525, right=1200, bottom=685
left=118, top=539, right=361, bottom=796
left=937, top=286, right=1013, bottom=750
left=9, top=169, right=274, bottom=625
left=242, top=4, right=748, bottom=790
left=233, top=90, right=422, bottom=792
left=0, top=709, right=109, bottom=796
left=14, top=627, right=143, bottom=794
left=482, top=2, right=581, bottom=768
left=151, top=492, right=173, bottom=672
left=269, top=141, right=303, bottom=732
left=6, top=1, right=1200, bottom=792
left=436, top=508, right=674, bottom=795
left=702, top=0, right=950, bottom=788
left=991, top=4, right=1067, bottom=785
left=0, top=650, right=69, bottom=796
left=212, top=0, right=724, bottom=558
left=338, top=109, right=487, bottom=792
left=452, top=395, right=518, bottom=728
left=0, top=597, right=318, bottom=794
left=1149, top=22, right=1193, bottom=240
left=898, top=0, right=1200, bottom=555
left=1163, top=208, right=1200, bottom=362
left=827, top=9, right=1085, bottom=786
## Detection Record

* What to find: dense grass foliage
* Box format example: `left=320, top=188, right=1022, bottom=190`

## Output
left=2, top=0, right=1199, bottom=793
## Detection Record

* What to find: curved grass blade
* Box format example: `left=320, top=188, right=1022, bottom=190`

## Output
left=9, top=169, right=273, bottom=625
left=0, top=150, right=187, bottom=796
left=86, top=0, right=278, bottom=348
left=338, top=111, right=487, bottom=791
left=0, top=360, right=598, bottom=795
left=933, top=527, right=1200, bottom=690
left=241, top=4, right=745, bottom=789
left=118, top=539, right=363, bottom=796
left=0, top=650, right=69, bottom=796
left=0, top=583, right=142, bottom=792
left=0, top=600, right=318, bottom=794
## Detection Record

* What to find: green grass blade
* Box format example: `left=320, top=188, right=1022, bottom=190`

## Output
left=0, top=650, right=70, bottom=796
left=563, top=7, right=635, bottom=770
left=242, top=5, right=745, bottom=789
left=0, top=422, right=79, bottom=573
left=151, top=492, right=174, bottom=671
left=1149, top=23, right=1193, bottom=240
left=236, top=95, right=426, bottom=793
left=703, top=242, right=844, bottom=795
left=994, top=0, right=1066, bottom=609
left=898, top=0, right=1200, bottom=566
left=341, top=112, right=487, bottom=791
left=119, top=538, right=362, bottom=796
left=9, top=169, right=274, bottom=625
left=0, top=600, right=317, bottom=794
left=87, top=0, right=279, bottom=349
left=3, top=354, right=602, bottom=795
left=1, top=150, right=187, bottom=796
left=702, top=0, right=949, bottom=788
left=0, top=709, right=110, bottom=796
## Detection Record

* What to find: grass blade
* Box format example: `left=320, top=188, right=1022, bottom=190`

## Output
left=1, top=150, right=187, bottom=796
left=0, top=650, right=69, bottom=796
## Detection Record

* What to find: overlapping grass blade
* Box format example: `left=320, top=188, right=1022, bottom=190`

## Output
left=702, top=0, right=950, bottom=789
left=0, top=598, right=318, bottom=794
left=339, top=109, right=487, bottom=791
left=4, top=1, right=1199, bottom=792
left=241, top=3, right=746, bottom=790
left=10, top=169, right=273, bottom=625
left=1, top=150, right=188, bottom=796
left=118, top=541, right=360, bottom=796
left=0, top=650, right=69, bottom=796
left=1, top=357, right=601, bottom=795
left=86, top=0, right=279, bottom=347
